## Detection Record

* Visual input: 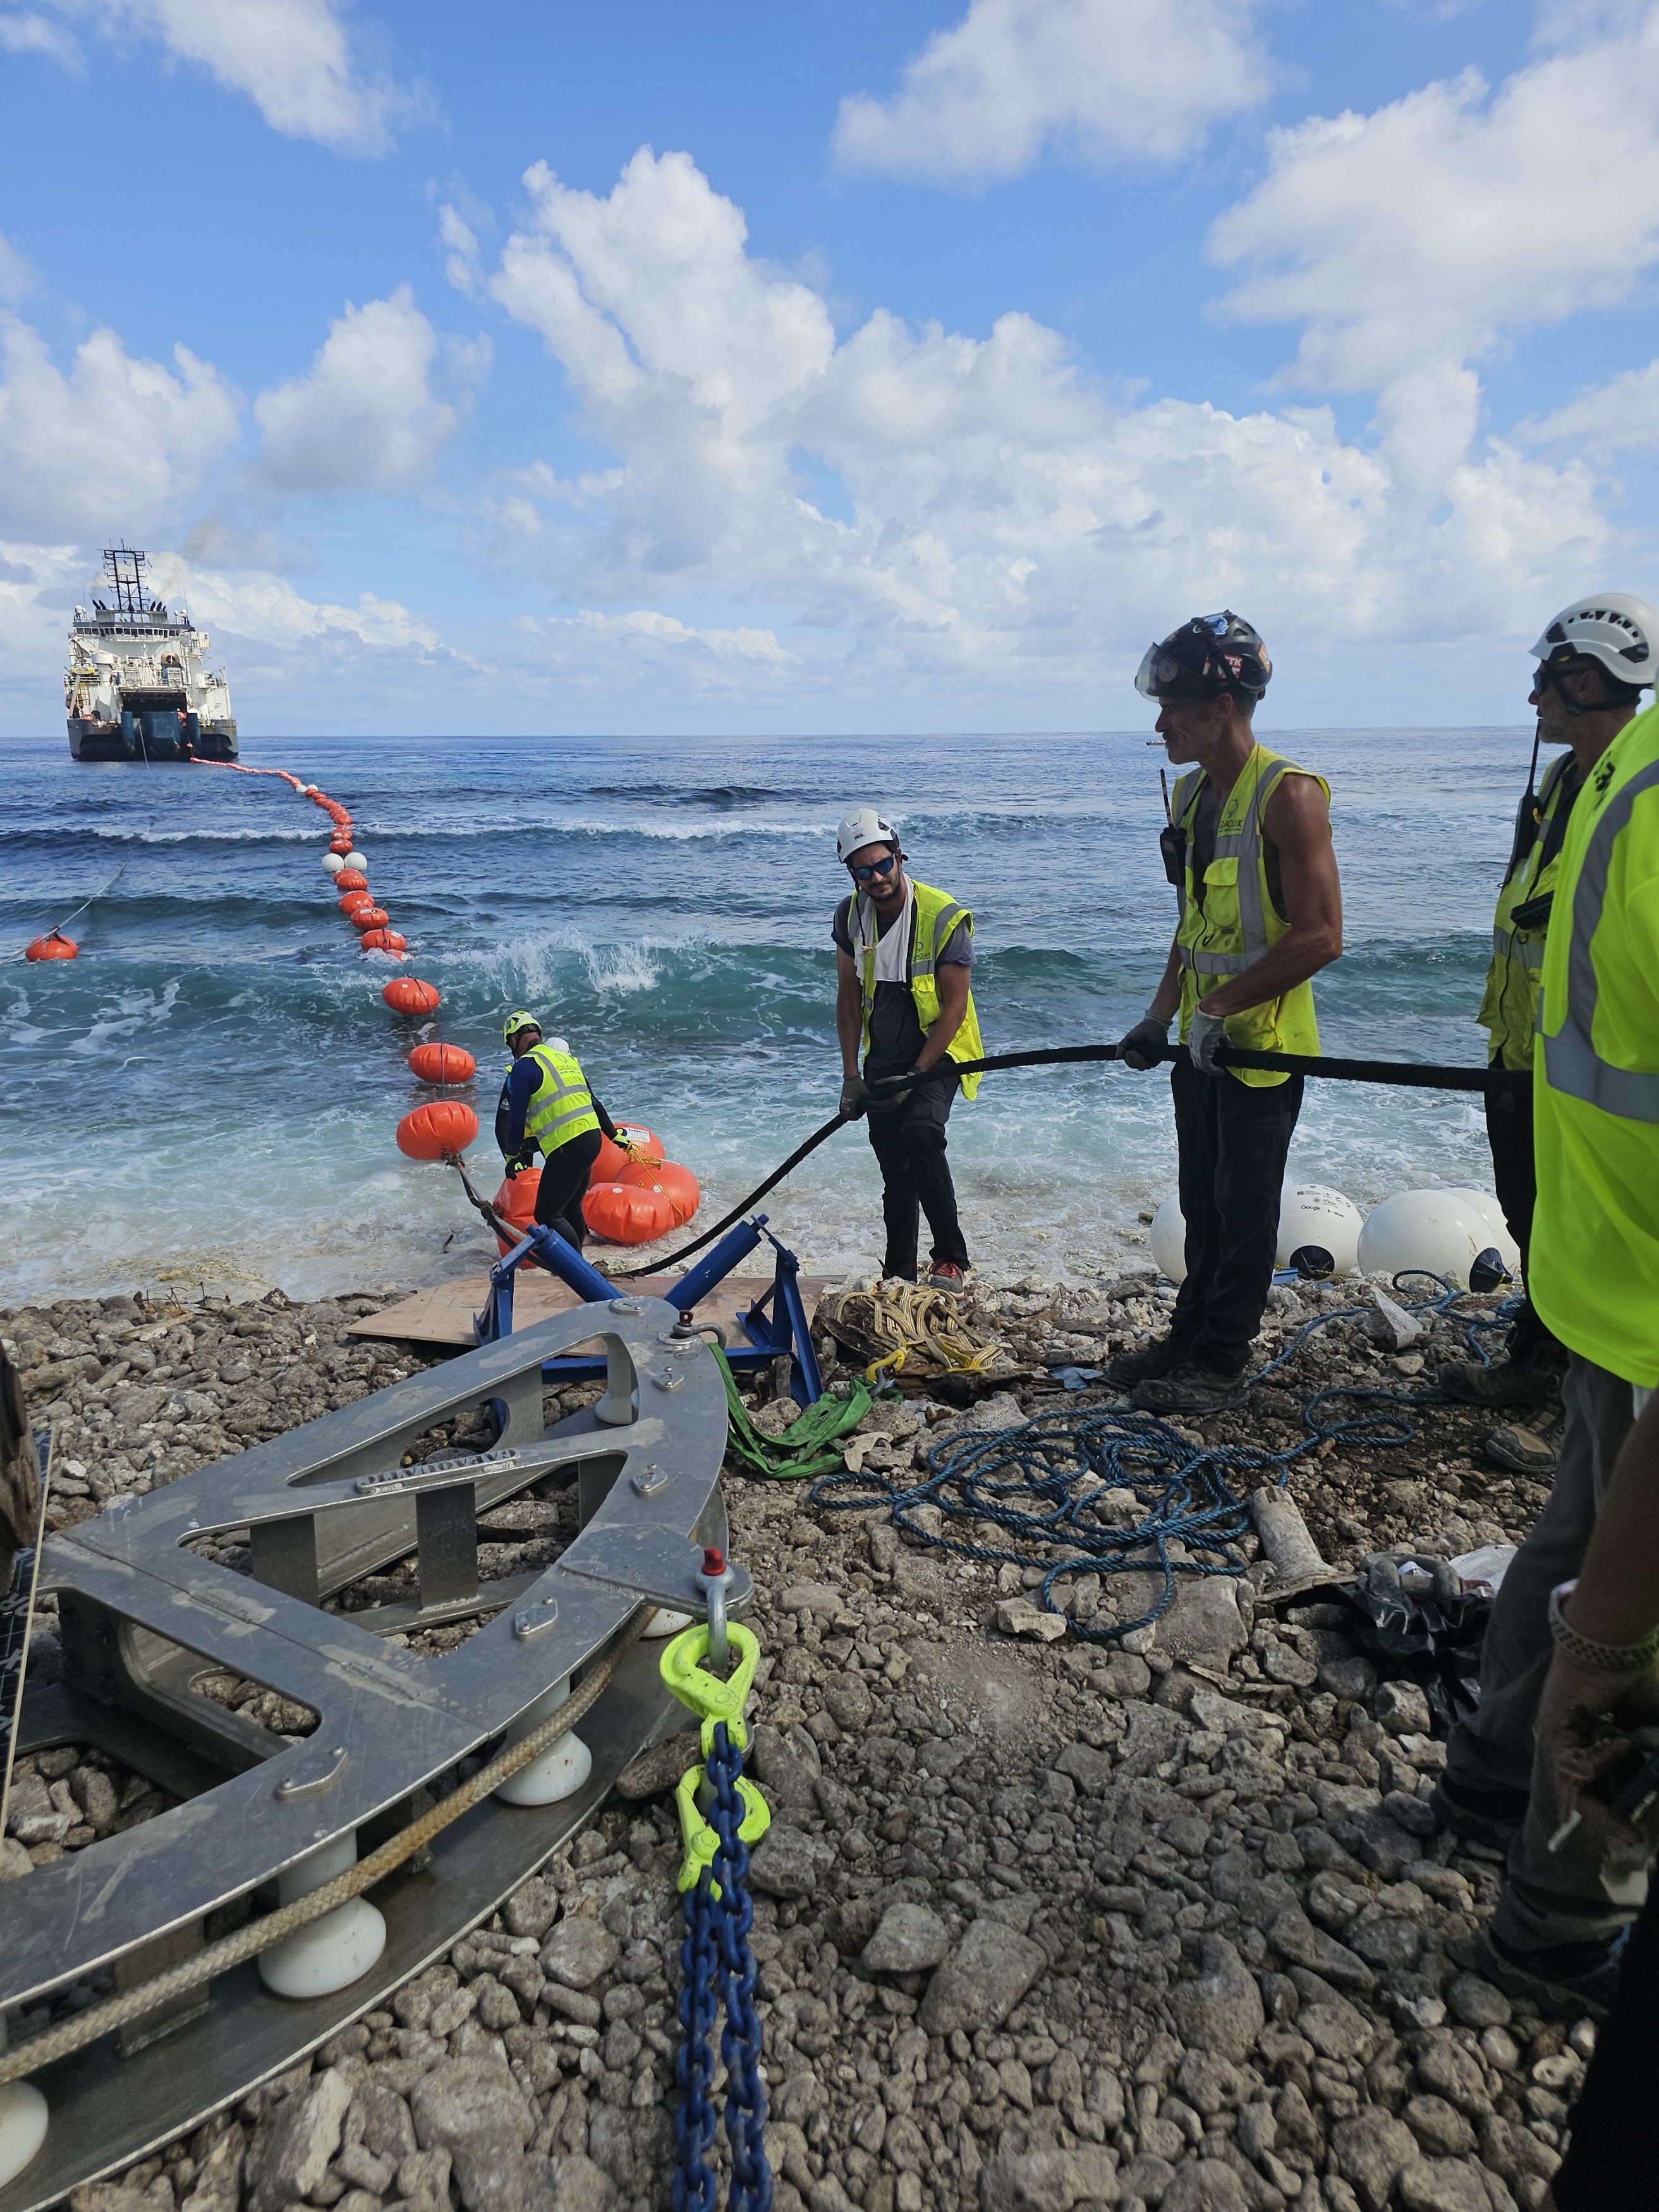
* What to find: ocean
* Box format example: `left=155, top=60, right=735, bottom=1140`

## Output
left=0, top=726, right=1531, bottom=1308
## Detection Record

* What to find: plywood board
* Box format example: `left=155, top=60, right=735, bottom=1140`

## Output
left=348, top=1273, right=826, bottom=1352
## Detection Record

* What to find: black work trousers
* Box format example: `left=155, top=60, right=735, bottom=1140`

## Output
left=865, top=1071, right=968, bottom=1280
left=1484, top=1063, right=1564, bottom=1368
left=1552, top=1871, right=1659, bottom=2209
left=533, top=1128, right=604, bottom=1252
left=1168, top=1058, right=1303, bottom=1375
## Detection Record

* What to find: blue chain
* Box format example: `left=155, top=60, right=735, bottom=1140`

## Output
left=674, top=1865, right=720, bottom=2212
left=675, top=1725, right=772, bottom=2212
left=811, top=1272, right=1519, bottom=1641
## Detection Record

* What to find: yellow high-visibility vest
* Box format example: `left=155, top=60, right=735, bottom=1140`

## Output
left=849, top=878, right=984, bottom=1099
left=1172, top=744, right=1327, bottom=1088
left=1531, top=703, right=1659, bottom=1387
left=1478, top=752, right=1579, bottom=1071
left=521, top=1045, right=600, bottom=1157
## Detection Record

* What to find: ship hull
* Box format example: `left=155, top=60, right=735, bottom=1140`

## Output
left=68, top=713, right=238, bottom=762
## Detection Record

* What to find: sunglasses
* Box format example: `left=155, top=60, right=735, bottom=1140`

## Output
left=848, top=854, right=899, bottom=884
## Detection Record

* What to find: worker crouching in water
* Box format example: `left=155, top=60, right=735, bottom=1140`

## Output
left=833, top=808, right=983, bottom=1290
left=1438, top=594, right=1658, bottom=1481
left=1115, top=613, right=1343, bottom=1413
left=495, top=1012, right=623, bottom=1251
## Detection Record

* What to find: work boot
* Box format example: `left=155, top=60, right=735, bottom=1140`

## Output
left=1131, top=1361, right=1248, bottom=1414
left=1430, top=1771, right=1529, bottom=1852
left=1473, top=1924, right=1629, bottom=2022
left=1437, top=1352, right=1557, bottom=1407
left=927, top=1260, right=969, bottom=1294
left=1107, top=1333, right=1194, bottom=1388
left=1485, top=1406, right=1562, bottom=1477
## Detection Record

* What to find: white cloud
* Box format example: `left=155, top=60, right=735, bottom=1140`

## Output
left=150, top=557, right=442, bottom=653
left=22, top=0, right=425, bottom=155
left=0, top=11, right=77, bottom=63
left=1519, top=360, right=1659, bottom=455
left=833, top=0, right=1267, bottom=184
left=477, top=145, right=1609, bottom=705
left=1210, top=14, right=1659, bottom=394
left=0, top=315, right=241, bottom=542
left=254, top=286, right=481, bottom=493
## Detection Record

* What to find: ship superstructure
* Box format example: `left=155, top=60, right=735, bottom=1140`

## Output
left=65, top=546, right=238, bottom=762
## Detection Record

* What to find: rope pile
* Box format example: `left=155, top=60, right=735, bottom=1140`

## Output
left=815, top=1280, right=1021, bottom=1385
left=811, top=1273, right=1512, bottom=1641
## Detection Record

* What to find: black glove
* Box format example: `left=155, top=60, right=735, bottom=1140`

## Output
left=839, top=1073, right=868, bottom=1120
left=1117, top=1012, right=1172, bottom=1071
left=877, top=1066, right=921, bottom=1110
left=502, top=1155, right=530, bottom=1178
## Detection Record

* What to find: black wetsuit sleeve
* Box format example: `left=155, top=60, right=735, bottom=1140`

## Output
left=593, top=1097, right=618, bottom=1143
left=499, top=1059, right=537, bottom=1158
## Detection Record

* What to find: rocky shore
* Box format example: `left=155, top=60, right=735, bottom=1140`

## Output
left=3, top=1271, right=1577, bottom=2212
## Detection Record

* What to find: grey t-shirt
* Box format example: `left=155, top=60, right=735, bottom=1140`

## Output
left=832, top=894, right=973, bottom=1076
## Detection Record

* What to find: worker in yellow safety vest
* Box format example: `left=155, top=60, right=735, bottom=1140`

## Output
left=1433, top=607, right=1659, bottom=2021
left=833, top=806, right=982, bottom=1291
left=496, top=1012, right=623, bottom=1251
left=1440, top=595, right=1659, bottom=1482
left=1114, top=612, right=1344, bottom=1414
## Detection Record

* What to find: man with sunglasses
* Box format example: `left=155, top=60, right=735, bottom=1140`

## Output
left=1437, top=596, right=1659, bottom=1482
left=832, top=808, right=983, bottom=1289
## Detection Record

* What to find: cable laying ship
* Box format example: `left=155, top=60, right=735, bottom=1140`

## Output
left=65, top=545, right=237, bottom=762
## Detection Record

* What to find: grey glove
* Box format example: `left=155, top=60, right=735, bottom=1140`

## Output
left=839, top=1073, right=868, bottom=1120
left=1188, top=1009, right=1227, bottom=1075
left=1117, top=1011, right=1172, bottom=1071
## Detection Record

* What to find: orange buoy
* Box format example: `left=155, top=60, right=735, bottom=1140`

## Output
left=492, top=1169, right=541, bottom=1255
left=620, top=1157, right=699, bottom=1224
left=360, top=929, right=406, bottom=953
left=351, top=906, right=390, bottom=932
left=583, top=1180, right=676, bottom=1244
left=339, top=891, right=375, bottom=916
left=409, top=1042, right=477, bottom=1084
left=592, top=1122, right=665, bottom=1179
left=396, top=1100, right=478, bottom=1160
left=24, top=930, right=78, bottom=961
left=384, top=976, right=441, bottom=1015
left=335, top=868, right=368, bottom=892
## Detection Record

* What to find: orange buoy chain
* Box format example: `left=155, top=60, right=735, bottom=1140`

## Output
left=195, top=756, right=466, bottom=1164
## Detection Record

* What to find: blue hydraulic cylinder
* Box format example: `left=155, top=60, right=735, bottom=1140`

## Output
left=665, top=1215, right=766, bottom=1315
left=520, top=1220, right=618, bottom=1304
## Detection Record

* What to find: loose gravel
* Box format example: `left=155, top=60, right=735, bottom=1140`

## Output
left=2, top=1271, right=1581, bottom=2212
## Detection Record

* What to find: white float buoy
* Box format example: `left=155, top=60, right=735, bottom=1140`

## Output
left=344, top=850, right=367, bottom=872
left=1150, top=1195, right=1186, bottom=1284
left=494, top=1677, right=593, bottom=1806
left=1277, top=1184, right=1364, bottom=1275
left=322, top=852, right=345, bottom=875
left=643, top=1608, right=695, bottom=1639
left=258, top=1832, right=386, bottom=1999
left=1443, top=1189, right=1521, bottom=1276
left=0, top=2082, right=48, bottom=2189
left=1356, top=1191, right=1492, bottom=1289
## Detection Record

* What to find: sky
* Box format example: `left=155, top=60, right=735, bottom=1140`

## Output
left=4, top=0, right=1659, bottom=736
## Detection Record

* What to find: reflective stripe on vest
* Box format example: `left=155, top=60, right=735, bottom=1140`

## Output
left=852, top=878, right=985, bottom=1100
left=1479, top=752, right=1577, bottom=1070
left=1172, top=745, right=1327, bottom=1087
left=1542, top=757, right=1659, bottom=1122
left=522, top=1045, right=601, bottom=1152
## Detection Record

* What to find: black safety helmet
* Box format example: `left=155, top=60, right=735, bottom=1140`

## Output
left=1135, top=611, right=1272, bottom=703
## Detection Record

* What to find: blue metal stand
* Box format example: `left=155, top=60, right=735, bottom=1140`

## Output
left=475, top=1210, right=824, bottom=1405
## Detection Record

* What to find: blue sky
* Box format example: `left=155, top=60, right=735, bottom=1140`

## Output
left=4, top=0, right=1659, bottom=734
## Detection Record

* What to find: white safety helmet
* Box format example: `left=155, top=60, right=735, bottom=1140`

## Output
left=836, top=806, right=899, bottom=864
left=1531, top=593, right=1659, bottom=692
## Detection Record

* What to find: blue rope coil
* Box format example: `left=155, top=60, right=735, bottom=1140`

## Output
left=811, top=1273, right=1517, bottom=1641
left=674, top=1723, right=772, bottom=2212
